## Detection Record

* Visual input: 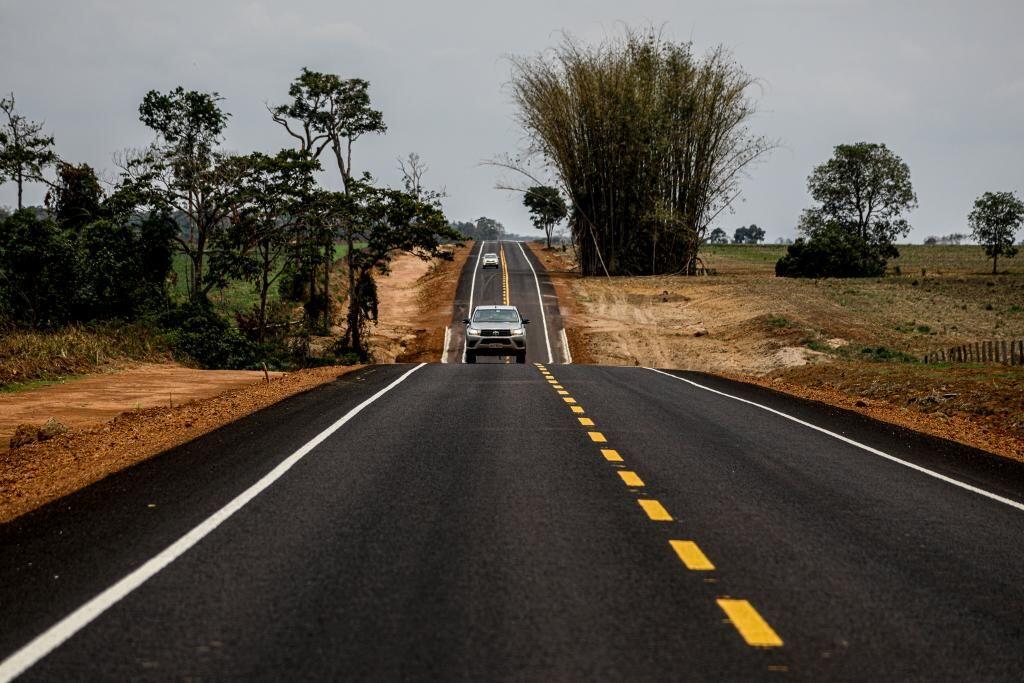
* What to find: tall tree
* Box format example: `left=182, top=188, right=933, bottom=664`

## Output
left=968, top=191, right=1024, bottom=274
left=120, top=87, right=238, bottom=299
left=800, top=142, right=917, bottom=251
left=342, top=181, right=460, bottom=358
left=523, top=186, right=567, bottom=248
left=0, top=93, right=58, bottom=210
left=508, top=29, right=773, bottom=276
left=271, top=68, right=386, bottom=334
left=212, top=150, right=320, bottom=342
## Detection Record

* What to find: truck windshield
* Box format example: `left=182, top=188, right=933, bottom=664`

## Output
left=473, top=309, right=520, bottom=323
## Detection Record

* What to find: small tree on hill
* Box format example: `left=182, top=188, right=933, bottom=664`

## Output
left=523, top=186, right=567, bottom=248
left=0, top=93, right=58, bottom=210
left=968, top=191, right=1024, bottom=274
left=733, top=224, right=765, bottom=244
left=707, top=228, right=728, bottom=245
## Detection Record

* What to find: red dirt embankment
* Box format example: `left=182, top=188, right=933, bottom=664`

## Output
left=0, top=365, right=362, bottom=523
left=0, top=364, right=283, bottom=453
left=369, top=243, right=472, bottom=362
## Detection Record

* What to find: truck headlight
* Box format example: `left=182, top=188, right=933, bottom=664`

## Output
left=510, top=327, right=525, bottom=336
left=467, top=327, right=481, bottom=336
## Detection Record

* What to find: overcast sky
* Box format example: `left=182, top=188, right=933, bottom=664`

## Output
left=2, top=0, right=1022, bottom=242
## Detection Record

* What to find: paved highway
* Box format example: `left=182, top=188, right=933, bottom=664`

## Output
left=2, top=242, right=1024, bottom=680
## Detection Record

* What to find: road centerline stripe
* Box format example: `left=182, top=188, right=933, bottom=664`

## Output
left=638, top=499, right=672, bottom=521
left=717, top=599, right=783, bottom=648
left=587, top=431, right=607, bottom=443
left=618, top=471, right=645, bottom=487
left=0, top=363, right=429, bottom=681
left=601, top=448, right=623, bottom=462
left=670, top=540, right=715, bottom=570
left=578, top=417, right=595, bottom=426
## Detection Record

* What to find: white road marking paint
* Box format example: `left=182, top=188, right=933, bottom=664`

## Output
left=461, top=241, right=485, bottom=363
left=515, top=241, right=553, bottom=364
left=561, top=329, right=572, bottom=365
left=0, top=363, right=428, bottom=682
left=644, top=367, right=1024, bottom=513
left=440, top=326, right=451, bottom=364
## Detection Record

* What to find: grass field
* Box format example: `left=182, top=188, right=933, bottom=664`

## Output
left=170, top=242, right=365, bottom=318
left=701, top=243, right=1024, bottom=275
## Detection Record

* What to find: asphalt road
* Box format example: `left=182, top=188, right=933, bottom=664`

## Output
left=445, top=240, right=567, bottom=364
left=3, top=244, right=1024, bottom=680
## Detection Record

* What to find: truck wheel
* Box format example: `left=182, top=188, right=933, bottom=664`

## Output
left=516, top=353, right=527, bottom=364
left=466, top=352, right=476, bottom=364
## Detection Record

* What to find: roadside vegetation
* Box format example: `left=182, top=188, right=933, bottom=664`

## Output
left=0, top=73, right=460, bottom=389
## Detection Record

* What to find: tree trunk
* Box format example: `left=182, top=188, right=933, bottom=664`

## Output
left=345, top=233, right=356, bottom=346
left=16, top=168, right=23, bottom=210
left=993, top=253, right=998, bottom=275
left=258, top=257, right=270, bottom=344
left=323, top=239, right=331, bottom=330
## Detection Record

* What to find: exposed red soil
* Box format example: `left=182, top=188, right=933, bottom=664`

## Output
left=0, top=365, right=362, bottom=523
left=1, top=364, right=282, bottom=453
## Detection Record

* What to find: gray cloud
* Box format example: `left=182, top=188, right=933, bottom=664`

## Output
left=1, top=0, right=1022, bottom=241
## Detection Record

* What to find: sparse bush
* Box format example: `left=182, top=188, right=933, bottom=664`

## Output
left=859, top=346, right=916, bottom=363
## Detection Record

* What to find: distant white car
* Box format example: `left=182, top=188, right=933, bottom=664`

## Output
left=481, top=252, right=499, bottom=268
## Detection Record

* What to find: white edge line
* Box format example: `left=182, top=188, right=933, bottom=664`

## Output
left=515, top=241, right=553, bottom=364
left=561, top=329, right=572, bottom=364
left=0, top=363, right=428, bottom=682
left=643, top=367, right=1024, bottom=513
left=440, top=326, right=450, bottom=364
left=462, top=241, right=485, bottom=363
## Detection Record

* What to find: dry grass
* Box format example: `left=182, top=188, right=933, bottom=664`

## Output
left=553, top=243, right=1024, bottom=458
left=0, top=323, right=173, bottom=390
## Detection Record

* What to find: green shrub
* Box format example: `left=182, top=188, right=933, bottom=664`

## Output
left=160, top=301, right=257, bottom=369
left=775, top=225, right=890, bottom=278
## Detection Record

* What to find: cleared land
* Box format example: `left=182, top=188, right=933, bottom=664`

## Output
left=535, top=243, right=1024, bottom=460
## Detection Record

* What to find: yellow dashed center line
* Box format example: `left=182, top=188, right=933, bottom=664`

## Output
left=499, top=244, right=510, bottom=306
left=716, top=599, right=783, bottom=648
left=618, top=470, right=645, bottom=487
left=670, top=540, right=715, bottom=571
left=533, top=363, right=783, bottom=652
left=638, top=499, right=673, bottom=521
left=601, top=448, right=623, bottom=462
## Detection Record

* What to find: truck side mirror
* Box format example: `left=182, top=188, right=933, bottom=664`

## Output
left=522, top=319, right=531, bottom=324
left=463, top=318, right=471, bottom=324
